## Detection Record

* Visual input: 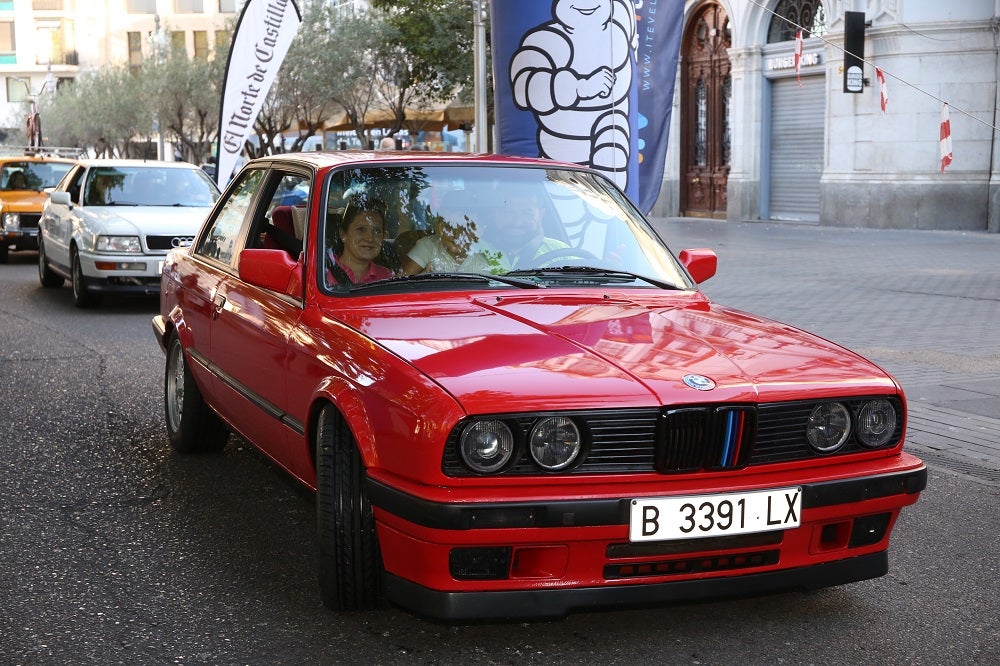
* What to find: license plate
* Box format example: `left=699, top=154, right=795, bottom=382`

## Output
left=629, top=487, right=802, bottom=542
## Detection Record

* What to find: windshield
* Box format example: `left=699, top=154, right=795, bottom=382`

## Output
left=84, top=166, right=220, bottom=207
left=320, top=164, right=693, bottom=293
left=1, top=161, right=73, bottom=191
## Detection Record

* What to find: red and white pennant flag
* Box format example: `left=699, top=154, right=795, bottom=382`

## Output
left=875, top=67, right=888, bottom=115
left=939, top=103, right=953, bottom=172
left=794, top=30, right=804, bottom=87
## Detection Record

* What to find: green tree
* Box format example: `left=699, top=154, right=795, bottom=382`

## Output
left=145, top=42, right=226, bottom=164
left=310, top=5, right=384, bottom=148
left=369, top=0, right=475, bottom=103
left=40, top=65, right=150, bottom=157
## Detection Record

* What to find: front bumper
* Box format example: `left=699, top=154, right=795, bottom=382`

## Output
left=79, top=251, right=165, bottom=295
left=368, top=463, right=926, bottom=620
left=2, top=227, right=38, bottom=249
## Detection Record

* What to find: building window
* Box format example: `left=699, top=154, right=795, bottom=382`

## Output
left=128, top=31, right=143, bottom=72
left=126, top=0, right=156, bottom=12
left=767, top=0, right=827, bottom=43
left=35, top=18, right=76, bottom=66
left=6, top=76, right=28, bottom=103
left=219, top=0, right=237, bottom=12
left=0, top=20, right=14, bottom=52
left=32, top=1, right=66, bottom=10
left=193, top=30, right=208, bottom=59
left=215, top=29, right=231, bottom=50
left=0, top=1, right=13, bottom=11
left=175, top=0, right=205, bottom=12
left=171, top=31, right=186, bottom=53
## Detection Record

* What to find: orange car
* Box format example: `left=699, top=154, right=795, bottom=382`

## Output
left=0, top=154, right=75, bottom=263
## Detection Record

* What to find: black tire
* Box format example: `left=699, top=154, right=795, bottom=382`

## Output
left=164, top=334, right=228, bottom=453
left=71, top=246, right=100, bottom=308
left=0, top=243, right=8, bottom=264
left=38, top=238, right=64, bottom=288
left=316, top=404, right=383, bottom=611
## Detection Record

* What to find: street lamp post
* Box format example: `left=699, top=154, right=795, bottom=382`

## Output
left=149, top=14, right=168, bottom=160
left=472, top=0, right=488, bottom=153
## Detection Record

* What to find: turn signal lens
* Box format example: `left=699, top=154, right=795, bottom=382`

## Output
left=528, top=417, right=581, bottom=470
left=459, top=420, right=514, bottom=473
left=806, top=402, right=851, bottom=453
left=856, top=399, right=898, bottom=448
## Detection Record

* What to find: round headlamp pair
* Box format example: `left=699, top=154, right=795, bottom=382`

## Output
left=459, top=417, right=582, bottom=474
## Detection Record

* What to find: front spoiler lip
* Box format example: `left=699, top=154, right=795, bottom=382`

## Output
left=384, top=550, right=890, bottom=621
left=366, top=466, right=928, bottom=531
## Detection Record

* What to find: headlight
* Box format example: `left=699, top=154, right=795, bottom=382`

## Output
left=855, top=399, right=898, bottom=448
left=459, top=420, right=514, bottom=473
left=528, top=417, right=581, bottom=470
left=96, top=235, right=142, bottom=253
left=806, top=402, right=851, bottom=453
left=2, top=212, right=19, bottom=230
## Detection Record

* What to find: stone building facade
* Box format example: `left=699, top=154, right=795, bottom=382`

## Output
left=653, top=0, right=1000, bottom=232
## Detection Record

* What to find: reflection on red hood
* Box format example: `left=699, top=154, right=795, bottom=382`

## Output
left=330, top=291, right=896, bottom=414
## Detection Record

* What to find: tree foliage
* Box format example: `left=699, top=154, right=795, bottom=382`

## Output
left=28, top=1, right=478, bottom=159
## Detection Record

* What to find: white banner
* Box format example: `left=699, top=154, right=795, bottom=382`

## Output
left=216, top=0, right=301, bottom=186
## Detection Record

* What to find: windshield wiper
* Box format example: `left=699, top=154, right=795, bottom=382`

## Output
left=507, top=266, right=685, bottom=290
left=343, top=272, right=542, bottom=292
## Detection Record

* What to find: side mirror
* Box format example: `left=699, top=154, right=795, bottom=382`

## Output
left=49, top=190, right=72, bottom=208
left=238, top=248, right=303, bottom=296
left=678, top=248, right=717, bottom=284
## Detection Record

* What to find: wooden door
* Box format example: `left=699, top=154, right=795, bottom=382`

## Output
left=680, top=3, right=732, bottom=218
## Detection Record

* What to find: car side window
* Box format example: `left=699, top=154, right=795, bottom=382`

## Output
left=195, top=169, right=265, bottom=265
left=247, top=172, right=311, bottom=260
left=64, top=167, right=86, bottom=204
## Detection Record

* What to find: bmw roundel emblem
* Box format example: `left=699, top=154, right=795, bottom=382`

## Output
left=682, top=374, right=716, bottom=391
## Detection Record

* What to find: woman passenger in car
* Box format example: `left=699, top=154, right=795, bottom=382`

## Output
left=327, top=198, right=394, bottom=285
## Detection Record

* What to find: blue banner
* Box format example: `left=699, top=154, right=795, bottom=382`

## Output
left=491, top=0, right=683, bottom=213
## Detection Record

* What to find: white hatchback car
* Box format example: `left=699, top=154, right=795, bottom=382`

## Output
left=38, top=159, right=220, bottom=307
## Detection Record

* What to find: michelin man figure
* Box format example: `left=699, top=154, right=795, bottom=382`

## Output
left=509, top=0, right=637, bottom=191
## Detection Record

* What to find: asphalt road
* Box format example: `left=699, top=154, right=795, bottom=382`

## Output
left=1, top=222, right=997, bottom=665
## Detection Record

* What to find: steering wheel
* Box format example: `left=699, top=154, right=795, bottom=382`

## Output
left=531, top=247, right=601, bottom=267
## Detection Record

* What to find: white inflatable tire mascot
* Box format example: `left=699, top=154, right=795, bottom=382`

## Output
left=510, top=0, right=637, bottom=191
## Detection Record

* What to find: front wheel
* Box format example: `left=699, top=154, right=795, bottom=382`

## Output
left=38, top=237, right=64, bottom=288
left=316, top=404, right=383, bottom=611
left=164, top=334, right=228, bottom=453
left=71, top=247, right=100, bottom=308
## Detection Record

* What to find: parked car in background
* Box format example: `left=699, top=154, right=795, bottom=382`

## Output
left=0, top=153, right=76, bottom=263
left=38, top=159, right=220, bottom=307
left=152, top=151, right=925, bottom=620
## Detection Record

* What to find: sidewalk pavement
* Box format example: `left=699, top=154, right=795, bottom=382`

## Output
left=649, top=217, right=1000, bottom=486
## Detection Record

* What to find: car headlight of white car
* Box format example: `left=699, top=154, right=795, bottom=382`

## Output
left=96, top=235, right=142, bottom=253
left=2, top=212, right=19, bottom=231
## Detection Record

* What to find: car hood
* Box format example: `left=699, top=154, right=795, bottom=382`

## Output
left=330, top=291, right=897, bottom=414
left=83, top=206, right=212, bottom=235
left=3, top=191, right=48, bottom=212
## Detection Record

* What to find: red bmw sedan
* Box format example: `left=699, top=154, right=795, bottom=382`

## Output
left=152, top=151, right=925, bottom=620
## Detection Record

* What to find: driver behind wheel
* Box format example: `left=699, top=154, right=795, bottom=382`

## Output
left=487, top=193, right=568, bottom=270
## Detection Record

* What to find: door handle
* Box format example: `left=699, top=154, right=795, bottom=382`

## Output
left=212, top=293, right=226, bottom=320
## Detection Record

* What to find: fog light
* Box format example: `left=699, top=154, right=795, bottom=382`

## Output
left=849, top=513, right=892, bottom=547
left=449, top=547, right=511, bottom=580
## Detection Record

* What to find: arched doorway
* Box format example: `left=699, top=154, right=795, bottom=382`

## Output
left=680, top=2, right=732, bottom=218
